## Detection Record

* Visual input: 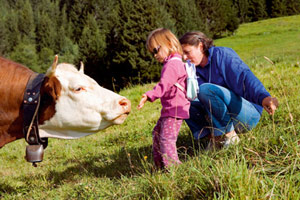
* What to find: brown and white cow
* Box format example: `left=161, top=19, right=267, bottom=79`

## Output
left=0, top=56, right=131, bottom=148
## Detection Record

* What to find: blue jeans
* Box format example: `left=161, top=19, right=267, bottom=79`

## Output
left=185, top=83, right=261, bottom=139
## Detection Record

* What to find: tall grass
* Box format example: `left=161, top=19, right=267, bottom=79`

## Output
left=1, top=15, right=300, bottom=199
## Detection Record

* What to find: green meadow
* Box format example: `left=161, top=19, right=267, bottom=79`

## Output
left=1, top=15, right=300, bottom=199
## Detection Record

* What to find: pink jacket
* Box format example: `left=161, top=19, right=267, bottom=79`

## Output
left=145, top=53, right=190, bottom=119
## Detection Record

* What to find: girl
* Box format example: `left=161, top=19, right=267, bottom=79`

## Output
left=138, top=28, right=190, bottom=169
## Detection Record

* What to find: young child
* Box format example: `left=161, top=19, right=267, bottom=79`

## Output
left=137, top=28, right=190, bottom=169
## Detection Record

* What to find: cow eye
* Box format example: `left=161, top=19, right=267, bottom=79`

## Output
left=74, top=87, right=85, bottom=93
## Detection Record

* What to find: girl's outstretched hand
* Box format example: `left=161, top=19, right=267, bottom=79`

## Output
left=262, top=96, right=278, bottom=115
left=138, top=94, right=148, bottom=110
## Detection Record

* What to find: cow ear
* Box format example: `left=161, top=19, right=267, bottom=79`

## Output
left=41, top=76, right=62, bottom=100
left=79, top=61, right=84, bottom=74
left=47, top=55, right=58, bottom=77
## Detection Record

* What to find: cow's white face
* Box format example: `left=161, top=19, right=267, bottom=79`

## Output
left=39, top=59, right=131, bottom=139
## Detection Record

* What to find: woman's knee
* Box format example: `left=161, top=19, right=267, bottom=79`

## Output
left=198, top=83, right=220, bottom=102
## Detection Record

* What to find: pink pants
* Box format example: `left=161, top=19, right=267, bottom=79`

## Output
left=152, top=117, right=183, bottom=169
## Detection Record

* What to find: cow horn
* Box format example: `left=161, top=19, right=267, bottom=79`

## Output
left=79, top=61, right=84, bottom=73
left=48, top=55, right=58, bottom=77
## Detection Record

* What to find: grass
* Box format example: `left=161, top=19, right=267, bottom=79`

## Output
left=1, top=15, right=300, bottom=199
left=215, top=15, right=300, bottom=66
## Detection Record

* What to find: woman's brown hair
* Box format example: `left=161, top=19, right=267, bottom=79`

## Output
left=179, top=32, right=214, bottom=56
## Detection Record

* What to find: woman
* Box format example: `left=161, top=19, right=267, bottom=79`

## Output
left=179, top=31, right=278, bottom=148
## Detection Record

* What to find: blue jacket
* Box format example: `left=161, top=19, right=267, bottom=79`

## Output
left=196, top=46, right=270, bottom=114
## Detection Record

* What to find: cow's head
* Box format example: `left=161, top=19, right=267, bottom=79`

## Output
left=38, top=56, right=131, bottom=139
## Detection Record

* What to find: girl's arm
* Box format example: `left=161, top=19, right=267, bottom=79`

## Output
left=137, top=94, right=148, bottom=110
left=145, top=62, right=179, bottom=102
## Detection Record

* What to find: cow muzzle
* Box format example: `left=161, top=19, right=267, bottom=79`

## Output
left=112, top=98, right=131, bottom=124
left=119, top=98, right=131, bottom=114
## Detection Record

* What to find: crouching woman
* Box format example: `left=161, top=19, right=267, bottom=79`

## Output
left=179, top=31, right=278, bottom=148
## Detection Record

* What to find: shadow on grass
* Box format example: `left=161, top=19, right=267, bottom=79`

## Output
left=19, top=131, right=208, bottom=186
left=0, top=183, right=17, bottom=196
left=177, top=131, right=208, bottom=160
left=43, top=145, right=153, bottom=186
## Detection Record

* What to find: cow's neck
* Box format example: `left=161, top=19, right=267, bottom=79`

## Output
left=0, top=58, right=34, bottom=148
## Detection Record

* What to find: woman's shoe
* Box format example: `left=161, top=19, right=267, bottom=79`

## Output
left=205, top=130, right=240, bottom=150
left=223, top=130, right=240, bottom=148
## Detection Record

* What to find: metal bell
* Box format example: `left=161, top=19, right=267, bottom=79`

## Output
left=25, top=145, right=44, bottom=167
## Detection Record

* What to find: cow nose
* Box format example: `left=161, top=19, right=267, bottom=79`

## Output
left=119, top=98, right=131, bottom=114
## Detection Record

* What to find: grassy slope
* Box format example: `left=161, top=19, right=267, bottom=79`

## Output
left=216, top=15, right=300, bottom=65
left=0, top=15, right=300, bottom=199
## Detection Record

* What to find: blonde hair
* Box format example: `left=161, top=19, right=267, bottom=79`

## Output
left=146, top=28, right=183, bottom=56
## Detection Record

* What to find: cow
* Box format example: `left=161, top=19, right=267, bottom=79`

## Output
left=0, top=56, right=131, bottom=164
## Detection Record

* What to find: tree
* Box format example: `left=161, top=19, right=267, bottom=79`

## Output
left=38, top=47, right=54, bottom=73
left=233, top=0, right=250, bottom=23
left=247, top=0, right=267, bottom=21
left=78, top=13, right=106, bottom=75
left=0, top=1, right=9, bottom=56
left=286, top=0, right=300, bottom=15
left=16, top=0, right=35, bottom=43
left=196, top=0, right=239, bottom=38
left=57, top=37, right=79, bottom=65
left=108, top=0, right=176, bottom=89
left=9, top=43, right=39, bottom=72
left=5, top=10, right=20, bottom=53
left=59, top=4, right=73, bottom=39
left=35, top=11, right=56, bottom=52
left=163, top=0, right=206, bottom=37
left=269, top=0, right=287, bottom=17
left=0, top=20, right=8, bottom=56
left=67, top=0, right=93, bottom=42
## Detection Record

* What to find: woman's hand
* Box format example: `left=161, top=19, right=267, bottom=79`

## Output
left=137, top=94, right=148, bottom=110
left=262, top=96, right=278, bottom=115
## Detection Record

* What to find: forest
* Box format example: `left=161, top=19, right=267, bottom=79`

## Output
left=0, top=0, right=299, bottom=90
